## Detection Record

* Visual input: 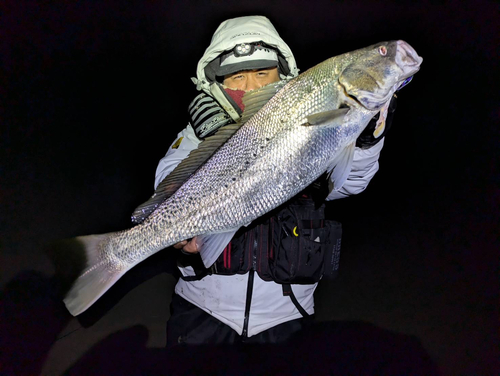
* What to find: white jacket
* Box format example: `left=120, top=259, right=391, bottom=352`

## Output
left=155, top=16, right=384, bottom=337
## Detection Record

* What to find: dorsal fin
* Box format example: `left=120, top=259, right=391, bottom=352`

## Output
left=131, top=80, right=289, bottom=224
left=131, top=123, right=242, bottom=223
left=240, top=80, right=288, bottom=124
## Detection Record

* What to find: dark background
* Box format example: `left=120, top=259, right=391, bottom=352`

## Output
left=1, top=0, right=498, bottom=375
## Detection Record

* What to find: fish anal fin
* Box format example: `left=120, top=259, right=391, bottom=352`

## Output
left=196, top=229, right=240, bottom=268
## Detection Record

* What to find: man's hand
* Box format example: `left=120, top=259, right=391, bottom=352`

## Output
left=173, top=237, right=199, bottom=254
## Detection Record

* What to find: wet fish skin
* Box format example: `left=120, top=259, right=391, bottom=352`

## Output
left=62, top=40, right=422, bottom=315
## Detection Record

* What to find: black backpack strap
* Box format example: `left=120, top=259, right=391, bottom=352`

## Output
left=178, top=252, right=215, bottom=281
left=180, top=272, right=209, bottom=281
left=282, top=284, right=310, bottom=318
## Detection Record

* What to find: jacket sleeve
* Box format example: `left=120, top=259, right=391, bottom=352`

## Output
left=154, top=124, right=201, bottom=190
left=325, top=138, right=384, bottom=201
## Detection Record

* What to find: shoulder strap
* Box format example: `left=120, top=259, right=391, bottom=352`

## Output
left=282, top=284, right=310, bottom=317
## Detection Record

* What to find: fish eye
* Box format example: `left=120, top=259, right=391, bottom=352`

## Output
left=378, top=46, right=387, bottom=56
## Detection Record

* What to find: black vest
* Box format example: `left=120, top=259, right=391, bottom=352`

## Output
left=178, top=192, right=342, bottom=284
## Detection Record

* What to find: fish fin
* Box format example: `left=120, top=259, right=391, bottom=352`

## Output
left=57, top=233, right=127, bottom=316
left=327, top=142, right=356, bottom=191
left=303, top=108, right=349, bottom=127
left=131, top=122, right=243, bottom=224
left=240, top=80, right=288, bottom=124
left=373, top=99, right=390, bottom=138
left=196, top=229, right=240, bottom=268
left=131, top=81, right=288, bottom=224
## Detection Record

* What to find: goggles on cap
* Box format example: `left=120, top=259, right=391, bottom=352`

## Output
left=234, top=43, right=255, bottom=57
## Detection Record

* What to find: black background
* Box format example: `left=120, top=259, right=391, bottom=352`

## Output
left=1, top=0, right=498, bottom=374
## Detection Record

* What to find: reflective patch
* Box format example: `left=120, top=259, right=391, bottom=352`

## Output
left=171, top=137, right=184, bottom=149
left=373, top=100, right=390, bottom=138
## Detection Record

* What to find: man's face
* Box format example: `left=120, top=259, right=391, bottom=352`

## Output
left=223, top=67, right=280, bottom=91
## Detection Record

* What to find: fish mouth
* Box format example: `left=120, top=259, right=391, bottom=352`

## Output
left=395, top=40, right=423, bottom=74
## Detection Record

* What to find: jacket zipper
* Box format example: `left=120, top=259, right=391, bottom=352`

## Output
left=242, top=235, right=258, bottom=338
left=242, top=269, right=255, bottom=338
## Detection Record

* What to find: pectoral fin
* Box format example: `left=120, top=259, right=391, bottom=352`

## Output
left=327, top=142, right=355, bottom=191
left=303, top=108, right=349, bottom=128
left=373, top=99, right=390, bottom=138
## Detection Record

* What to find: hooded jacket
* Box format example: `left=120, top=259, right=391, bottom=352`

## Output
left=191, top=15, right=299, bottom=122
left=155, top=16, right=384, bottom=338
left=192, top=15, right=298, bottom=92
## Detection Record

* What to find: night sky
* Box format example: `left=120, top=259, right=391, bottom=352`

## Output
left=1, top=0, right=498, bottom=374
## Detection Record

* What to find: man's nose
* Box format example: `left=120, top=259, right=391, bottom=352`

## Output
left=243, top=76, right=262, bottom=91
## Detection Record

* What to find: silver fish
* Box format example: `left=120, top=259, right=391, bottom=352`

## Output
left=61, top=40, right=422, bottom=316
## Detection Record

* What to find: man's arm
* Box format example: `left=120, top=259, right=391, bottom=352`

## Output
left=325, top=140, right=384, bottom=200
left=154, top=124, right=202, bottom=253
left=155, top=124, right=201, bottom=190
left=326, top=94, right=397, bottom=200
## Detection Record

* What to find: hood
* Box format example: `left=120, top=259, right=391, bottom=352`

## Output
left=191, top=16, right=299, bottom=96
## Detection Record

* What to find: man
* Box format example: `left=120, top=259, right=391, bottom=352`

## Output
left=154, top=16, right=393, bottom=346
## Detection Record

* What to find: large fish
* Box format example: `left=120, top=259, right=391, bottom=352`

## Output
left=59, top=40, right=422, bottom=316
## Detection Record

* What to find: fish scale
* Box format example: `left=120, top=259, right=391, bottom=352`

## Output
left=60, top=40, right=422, bottom=315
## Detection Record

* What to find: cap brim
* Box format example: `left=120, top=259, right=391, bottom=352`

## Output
left=216, top=60, right=278, bottom=77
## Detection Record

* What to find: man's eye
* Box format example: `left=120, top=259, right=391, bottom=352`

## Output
left=233, top=75, right=244, bottom=80
left=257, top=72, right=268, bottom=76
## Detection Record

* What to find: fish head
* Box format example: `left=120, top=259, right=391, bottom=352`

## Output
left=339, top=40, right=423, bottom=111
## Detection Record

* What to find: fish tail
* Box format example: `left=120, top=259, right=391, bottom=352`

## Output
left=46, top=232, right=127, bottom=316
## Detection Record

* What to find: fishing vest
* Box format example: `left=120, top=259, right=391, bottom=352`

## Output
left=178, top=191, right=342, bottom=285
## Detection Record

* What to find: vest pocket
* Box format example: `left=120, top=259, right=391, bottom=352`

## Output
left=319, top=220, right=342, bottom=279
left=265, top=220, right=323, bottom=284
left=265, top=218, right=342, bottom=284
